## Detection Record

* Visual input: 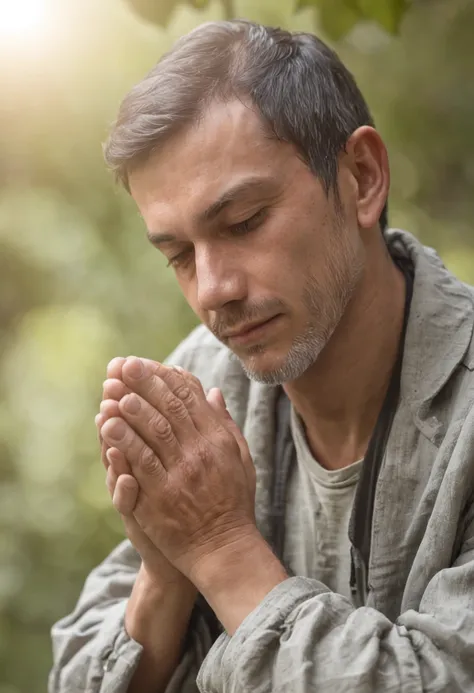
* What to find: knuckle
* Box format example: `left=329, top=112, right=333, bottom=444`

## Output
left=165, top=393, right=187, bottom=418
left=174, top=382, right=193, bottom=403
left=194, top=442, right=212, bottom=465
left=174, top=367, right=203, bottom=393
left=151, top=412, right=173, bottom=440
left=187, top=372, right=205, bottom=395
left=137, top=445, right=158, bottom=474
left=215, top=428, right=236, bottom=450
left=181, top=459, right=201, bottom=485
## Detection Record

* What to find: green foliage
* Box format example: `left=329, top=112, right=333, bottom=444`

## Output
left=308, top=0, right=410, bottom=38
left=126, top=0, right=180, bottom=25
left=127, top=0, right=411, bottom=36
left=1, top=0, right=474, bottom=692
left=127, top=0, right=218, bottom=25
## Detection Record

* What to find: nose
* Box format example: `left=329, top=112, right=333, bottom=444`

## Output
left=195, top=244, right=247, bottom=312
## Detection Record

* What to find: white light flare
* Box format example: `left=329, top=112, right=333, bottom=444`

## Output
left=0, top=0, right=51, bottom=44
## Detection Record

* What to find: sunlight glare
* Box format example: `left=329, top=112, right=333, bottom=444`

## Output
left=0, top=0, right=49, bottom=40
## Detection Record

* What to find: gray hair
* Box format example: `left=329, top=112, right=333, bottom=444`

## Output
left=104, top=19, right=387, bottom=230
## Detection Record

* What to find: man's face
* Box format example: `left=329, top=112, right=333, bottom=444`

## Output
left=129, top=100, right=365, bottom=385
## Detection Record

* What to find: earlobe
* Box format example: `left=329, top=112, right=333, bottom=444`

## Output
left=347, top=126, right=390, bottom=230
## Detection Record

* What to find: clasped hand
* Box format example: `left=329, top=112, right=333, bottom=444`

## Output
left=96, top=357, right=256, bottom=582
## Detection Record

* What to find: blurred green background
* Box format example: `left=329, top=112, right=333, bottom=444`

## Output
left=1, top=0, right=474, bottom=690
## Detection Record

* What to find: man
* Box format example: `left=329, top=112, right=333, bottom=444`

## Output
left=49, top=19, right=474, bottom=693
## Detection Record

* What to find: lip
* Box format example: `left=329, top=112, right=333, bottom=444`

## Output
left=224, top=315, right=282, bottom=345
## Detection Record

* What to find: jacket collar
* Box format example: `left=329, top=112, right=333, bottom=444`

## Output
left=245, top=229, right=474, bottom=538
left=386, top=229, right=474, bottom=438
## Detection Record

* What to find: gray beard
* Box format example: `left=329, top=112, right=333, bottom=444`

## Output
left=235, top=245, right=364, bottom=386
left=238, top=324, right=330, bottom=385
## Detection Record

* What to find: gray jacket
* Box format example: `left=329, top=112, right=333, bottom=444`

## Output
left=50, top=229, right=474, bottom=692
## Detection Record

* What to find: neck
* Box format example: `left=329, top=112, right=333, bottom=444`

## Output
left=284, top=234, right=407, bottom=471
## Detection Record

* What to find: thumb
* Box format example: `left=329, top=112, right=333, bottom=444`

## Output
left=207, top=387, right=244, bottom=439
left=206, top=387, right=228, bottom=413
left=207, top=388, right=256, bottom=500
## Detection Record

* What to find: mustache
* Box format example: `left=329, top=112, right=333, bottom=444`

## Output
left=209, top=299, right=285, bottom=339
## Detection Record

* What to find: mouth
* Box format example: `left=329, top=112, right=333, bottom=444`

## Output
left=223, top=315, right=282, bottom=346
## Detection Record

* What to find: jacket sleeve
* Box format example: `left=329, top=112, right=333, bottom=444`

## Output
left=49, top=539, right=213, bottom=693
left=49, top=330, right=225, bottom=693
left=197, top=502, right=474, bottom=693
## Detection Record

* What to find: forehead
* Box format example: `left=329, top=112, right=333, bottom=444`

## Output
left=129, top=99, right=302, bottom=230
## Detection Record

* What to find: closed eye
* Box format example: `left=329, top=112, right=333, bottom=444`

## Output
left=229, top=208, right=268, bottom=236
left=165, top=208, right=268, bottom=268
left=166, top=248, right=193, bottom=269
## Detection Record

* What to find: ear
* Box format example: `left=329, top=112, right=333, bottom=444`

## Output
left=344, top=126, right=389, bottom=230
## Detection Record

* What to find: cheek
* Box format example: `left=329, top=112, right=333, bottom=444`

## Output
left=176, top=276, right=203, bottom=319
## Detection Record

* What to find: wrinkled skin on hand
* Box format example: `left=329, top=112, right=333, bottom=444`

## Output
left=99, top=357, right=256, bottom=580
left=97, top=357, right=185, bottom=587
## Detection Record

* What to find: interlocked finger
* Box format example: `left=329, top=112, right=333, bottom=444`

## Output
left=101, top=416, right=166, bottom=483
left=106, top=445, right=139, bottom=516
left=106, top=446, right=132, bottom=476
left=121, top=358, right=199, bottom=445
left=106, top=357, right=127, bottom=380
left=118, top=393, right=184, bottom=469
left=103, top=378, right=130, bottom=403
left=112, top=474, right=139, bottom=515
left=97, top=399, right=121, bottom=470
left=99, top=370, right=130, bottom=468
left=106, top=466, right=118, bottom=497
left=151, top=363, right=231, bottom=439
left=122, top=357, right=225, bottom=441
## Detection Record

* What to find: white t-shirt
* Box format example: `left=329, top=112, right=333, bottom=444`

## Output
left=284, top=406, right=362, bottom=602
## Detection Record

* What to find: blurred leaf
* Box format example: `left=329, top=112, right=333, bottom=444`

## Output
left=295, top=0, right=322, bottom=8
left=126, top=0, right=214, bottom=25
left=235, top=0, right=295, bottom=26
left=357, top=0, right=409, bottom=33
left=296, top=0, right=410, bottom=35
left=126, top=0, right=177, bottom=25
left=190, top=0, right=212, bottom=8
left=127, top=0, right=410, bottom=34
left=318, top=0, right=360, bottom=39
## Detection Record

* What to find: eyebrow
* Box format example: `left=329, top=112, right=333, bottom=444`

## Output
left=147, top=231, right=177, bottom=246
left=147, top=176, right=275, bottom=247
left=199, top=176, right=273, bottom=222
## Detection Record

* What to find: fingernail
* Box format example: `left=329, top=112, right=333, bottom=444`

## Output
left=123, top=394, right=141, bottom=415
left=106, top=419, right=126, bottom=441
left=173, top=366, right=185, bottom=373
left=125, top=357, right=144, bottom=379
left=95, top=414, right=104, bottom=427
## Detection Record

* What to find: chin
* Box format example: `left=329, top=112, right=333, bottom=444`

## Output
left=237, top=349, right=302, bottom=386
left=239, top=331, right=327, bottom=385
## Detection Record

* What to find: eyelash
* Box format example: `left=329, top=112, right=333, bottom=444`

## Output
left=166, top=209, right=267, bottom=269
left=166, top=252, right=189, bottom=269
left=230, top=208, right=267, bottom=236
